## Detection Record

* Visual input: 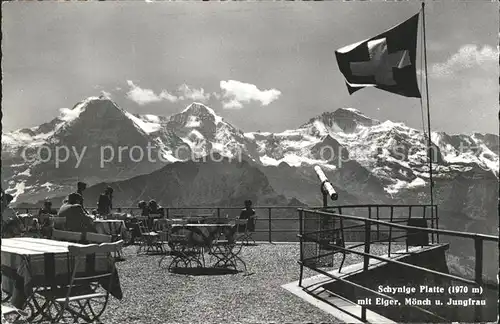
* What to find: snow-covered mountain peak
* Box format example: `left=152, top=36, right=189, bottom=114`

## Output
left=166, top=102, right=232, bottom=139
left=2, top=97, right=125, bottom=150
left=3, top=97, right=498, bottom=204
left=301, top=107, right=381, bottom=134
left=180, top=102, right=223, bottom=125
left=74, top=97, right=123, bottom=116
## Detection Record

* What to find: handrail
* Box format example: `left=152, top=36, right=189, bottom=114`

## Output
left=309, top=239, right=478, bottom=286
left=16, top=206, right=305, bottom=210
left=12, top=204, right=448, bottom=244
left=15, top=204, right=439, bottom=211
left=302, top=262, right=449, bottom=322
left=298, top=207, right=497, bottom=322
left=300, top=208, right=499, bottom=242
left=311, top=204, right=438, bottom=208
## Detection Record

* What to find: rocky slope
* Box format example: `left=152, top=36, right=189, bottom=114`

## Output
left=26, top=156, right=296, bottom=209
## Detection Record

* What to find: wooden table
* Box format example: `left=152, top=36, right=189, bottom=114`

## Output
left=1, top=237, right=122, bottom=320
left=94, top=219, right=128, bottom=240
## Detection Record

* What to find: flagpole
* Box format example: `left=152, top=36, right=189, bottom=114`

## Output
left=422, top=2, right=435, bottom=228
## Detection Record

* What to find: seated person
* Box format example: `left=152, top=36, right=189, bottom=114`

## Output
left=138, top=200, right=149, bottom=217
left=38, top=200, right=58, bottom=216
left=64, top=182, right=89, bottom=214
left=76, top=181, right=87, bottom=205
left=238, top=200, right=256, bottom=232
left=38, top=200, right=58, bottom=237
left=148, top=200, right=164, bottom=217
left=125, top=201, right=148, bottom=245
left=26, top=218, right=42, bottom=237
left=147, top=200, right=163, bottom=228
left=1, top=193, right=25, bottom=238
left=59, top=193, right=96, bottom=233
left=97, top=187, right=113, bottom=216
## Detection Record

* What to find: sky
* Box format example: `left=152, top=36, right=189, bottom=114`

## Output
left=2, top=1, right=498, bottom=135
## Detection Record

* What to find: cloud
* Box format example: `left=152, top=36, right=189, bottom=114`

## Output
left=126, top=80, right=179, bottom=105
left=159, top=90, right=179, bottom=103
left=124, top=80, right=280, bottom=108
left=177, top=84, right=211, bottom=102
left=430, top=44, right=498, bottom=77
left=222, top=99, right=244, bottom=110
left=219, top=80, right=281, bottom=109
left=100, top=90, right=112, bottom=99
left=212, top=92, right=221, bottom=100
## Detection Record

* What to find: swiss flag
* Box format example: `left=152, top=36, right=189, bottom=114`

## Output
left=335, top=13, right=421, bottom=98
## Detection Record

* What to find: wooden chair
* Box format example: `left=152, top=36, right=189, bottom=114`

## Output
left=85, top=232, right=112, bottom=244
left=85, top=232, right=123, bottom=259
left=136, top=219, right=162, bottom=255
left=154, top=219, right=170, bottom=242
left=159, top=219, right=204, bottom=270
left=51, top=217, right=66, bottom=230
left=39, top=213, right=54, bottom=238
left=234, top=218, right=256, bottom=245
left=50, top=241, right=124, bottom=323
left=52, top=229, right=83, bottom=243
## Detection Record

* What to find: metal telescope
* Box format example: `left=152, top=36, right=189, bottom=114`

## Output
left=314, top=165, right=338, bottom=206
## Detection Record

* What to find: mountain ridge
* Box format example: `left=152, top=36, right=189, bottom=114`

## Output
left=2, top=97, right=498, bottom=208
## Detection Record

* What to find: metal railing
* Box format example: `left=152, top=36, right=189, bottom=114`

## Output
left=297, top=208, right=499, bottom=322
left=14, top=204, right=439, bottom=244
left=15, top=206, right=301, bottom=243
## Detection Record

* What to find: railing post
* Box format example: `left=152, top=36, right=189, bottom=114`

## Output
left=407, top=206, right=413, bottom=252
left=338, top=207, right=345, bottom=245
left=268, top=208, right=272, bottom=243
left=435, top=206, right=439, bottom=243
left=364, top=221, right=371, bottom=272
left=474, top=237, right=483, bottom=322
left=217, top=208, right=220, bottom=221
left=298, top=209, right=304, bottom=287
left=362, top=221, right=371, bottom=321
left=430, top=205, right=434, bottom=243
left=376, top=206, right=380, bottom=241
left=474, top=237, right=483, bottom=284
left=388, top=206, right=394, bottom=257
left=166, top=208, right=169, bottom=219
left=368, top=207, right=372, bottom=241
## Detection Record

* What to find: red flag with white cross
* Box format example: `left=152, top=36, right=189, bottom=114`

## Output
left=335, top=13, right=421, bottom=98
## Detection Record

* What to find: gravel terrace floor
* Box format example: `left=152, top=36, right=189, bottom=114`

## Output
left=100, top=242, right=401, bottom=324
left=102, top=243, right=337, bottom=324
left=6, top=242, right=403, bottom=324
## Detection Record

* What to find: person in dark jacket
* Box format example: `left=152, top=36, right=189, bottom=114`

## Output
left=238, top=200, right=256, bottom=232
left=97, top=187, right=113, bottom=216
left=38, top=200, right=57, bottom=237
left=148, top=200, right=164, bottom=216
left=59, top=193, right=95, bottom=233
left=77, top=181, right=87, bottom=199
left=1, top=193, right=24, bottom=237
left=126, top=201, right=148, bottom=245
left=147, top=200, right=163, bottom=228
left=138, top=200, right=149, bottom=217
left=63, top=181, right=88, bottom=214
left=38, top=200, right=58, bottom=216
